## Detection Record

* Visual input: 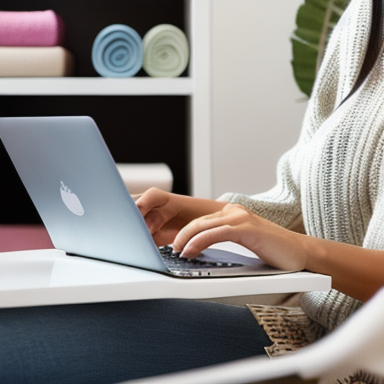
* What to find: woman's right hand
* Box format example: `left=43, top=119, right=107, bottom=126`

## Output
left=133, top=188, right=227, bottom=247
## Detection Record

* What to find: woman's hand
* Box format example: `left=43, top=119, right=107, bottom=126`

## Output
left=172, top=203, right=384, bottom=302
left=136, top=192, right=384, bottom=301
left=173, top=203, right=308, bottom=272
left=134, top=188, right=227, bottom=247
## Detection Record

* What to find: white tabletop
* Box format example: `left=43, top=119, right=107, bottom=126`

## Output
left=0, top=243, right=331, bottom=308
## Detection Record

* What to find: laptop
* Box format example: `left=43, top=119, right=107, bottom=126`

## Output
left=0, top=116, right=294, bottom=278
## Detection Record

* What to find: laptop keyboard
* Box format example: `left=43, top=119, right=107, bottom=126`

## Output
left=158, top=245, right=242, bottom=271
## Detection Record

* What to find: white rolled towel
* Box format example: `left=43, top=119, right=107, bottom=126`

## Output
left=0, top=46, right=75, bottom=77
left=116, top=163, right=173, bottom=194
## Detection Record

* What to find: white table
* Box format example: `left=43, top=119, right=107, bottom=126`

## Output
left=0, top=243, right=331, bottom=308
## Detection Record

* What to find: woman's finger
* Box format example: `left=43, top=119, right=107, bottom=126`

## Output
left=130, top=194, right=142, bottom=202
left=172, top=211, right=226, bottom=253
left=172, top=205, right=250, bottom=255
left=135, top=188, right=168, bottom=217
left=152, top=227, right=180, bottom=247
left=180, top=225, right=235, bottom=258
left=143, top=209, right=167, bottom=235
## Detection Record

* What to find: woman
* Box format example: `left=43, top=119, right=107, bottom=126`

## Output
left=137, top=0, right=384, bottom=316
left=1, top=0, right=384, bottom=383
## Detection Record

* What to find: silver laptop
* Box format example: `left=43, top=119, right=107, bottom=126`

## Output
left=0, top=116, right=292, bottom=278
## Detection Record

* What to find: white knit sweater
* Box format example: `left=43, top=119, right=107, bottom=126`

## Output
left=219, top=0, right=384, bottom=333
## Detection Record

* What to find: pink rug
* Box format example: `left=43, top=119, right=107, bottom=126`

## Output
left=0, top=225, right=54, bottom=252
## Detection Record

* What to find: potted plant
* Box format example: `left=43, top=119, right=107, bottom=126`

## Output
left=291, top=0, right=350, bottom=97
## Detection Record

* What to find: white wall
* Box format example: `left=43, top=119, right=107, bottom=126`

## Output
left=211, top=0, right=307, bottom=198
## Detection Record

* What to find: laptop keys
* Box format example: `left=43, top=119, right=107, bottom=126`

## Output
left=158, top=245, right=242, bottom=269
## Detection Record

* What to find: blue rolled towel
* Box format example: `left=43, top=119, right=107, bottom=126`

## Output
left=92, top=24, right=143, bottom=78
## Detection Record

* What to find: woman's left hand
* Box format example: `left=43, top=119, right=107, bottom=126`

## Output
left=172, top=203, right=307, bottom=271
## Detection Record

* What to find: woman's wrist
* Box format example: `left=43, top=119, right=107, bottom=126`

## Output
left=299, top=233, right=325, bottom=273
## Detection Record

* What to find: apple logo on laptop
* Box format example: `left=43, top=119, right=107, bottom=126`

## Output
left=60, top=181, right=85, bottom=216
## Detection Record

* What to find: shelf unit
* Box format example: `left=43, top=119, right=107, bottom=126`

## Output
left=0, top=0, right=213, bottom=204
left=0, top=78, right=193, bottom=95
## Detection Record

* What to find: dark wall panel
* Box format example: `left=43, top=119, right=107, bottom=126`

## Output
left=0, top=96, right=189, bottom=223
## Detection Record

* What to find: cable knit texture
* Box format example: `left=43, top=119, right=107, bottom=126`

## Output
left=218, top=0, right=384, bottom=334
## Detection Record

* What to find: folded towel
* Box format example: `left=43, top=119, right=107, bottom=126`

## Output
left=0, top=10, right=65, bottom=47
left=92, top=24, right=143, bottom=78
left=142, top=24, right=189, bottom=77
left=0, top=47, right=75, bottom=77
left=116, top=163, right=173, bottom=194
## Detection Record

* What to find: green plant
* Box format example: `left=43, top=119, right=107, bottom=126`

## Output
left=291, top=0, right=350, bottom=97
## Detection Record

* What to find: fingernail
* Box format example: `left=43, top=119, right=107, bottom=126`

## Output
left=180, top=247, right=192, bottom=258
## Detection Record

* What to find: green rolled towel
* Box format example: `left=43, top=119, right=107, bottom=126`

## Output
left=143, top=24, right=189, bottom=77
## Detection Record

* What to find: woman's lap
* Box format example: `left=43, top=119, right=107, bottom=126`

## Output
left=0, top=299, right=271, bottom=384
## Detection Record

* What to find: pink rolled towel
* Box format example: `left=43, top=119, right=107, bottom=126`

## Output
left=0, top=10, right=65, bottom=46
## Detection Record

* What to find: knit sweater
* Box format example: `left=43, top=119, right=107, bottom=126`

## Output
left=219, top=0, right=384, bottom=334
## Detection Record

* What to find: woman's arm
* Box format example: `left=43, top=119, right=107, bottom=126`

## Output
left=172, top=203, right=384, bottom=303
left=303, top=235, right=384, bottom=302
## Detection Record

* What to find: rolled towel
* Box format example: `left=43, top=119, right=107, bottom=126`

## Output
left=92, top=24, right=143, bottom=78
left=116, top=163, right=173, bottom=194
left=0, top=47, right=75, bottom=77
left=0, top=10, right=65, bottom=47
left=143, top=24, right=189, bottom=78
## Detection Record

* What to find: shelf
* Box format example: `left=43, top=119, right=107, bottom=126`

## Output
left=0, top=77, right=193, bottom=96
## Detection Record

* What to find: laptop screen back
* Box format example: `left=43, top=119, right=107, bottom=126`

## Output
left=0, top=116, right=167, bottom=272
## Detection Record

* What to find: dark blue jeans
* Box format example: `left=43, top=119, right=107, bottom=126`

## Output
left=0, top=299, right=271, bottom=384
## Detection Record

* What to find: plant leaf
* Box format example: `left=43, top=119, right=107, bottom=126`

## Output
left=291, top=0, right=350, bottom=97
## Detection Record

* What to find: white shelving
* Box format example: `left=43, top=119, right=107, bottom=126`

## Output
left=0, top=0, right=213, bottom=198
left=0, top=77, right=193, bottom=96
left=188, top=0, right=213, bottom=198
